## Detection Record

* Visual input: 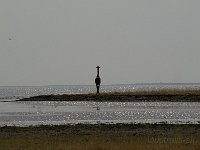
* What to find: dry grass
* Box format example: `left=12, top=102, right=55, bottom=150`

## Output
left=0, top=135, right=199, bottom=150
left=100, top=88, right=200, bottom=96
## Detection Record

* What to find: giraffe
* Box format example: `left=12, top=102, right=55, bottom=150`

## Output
left=95, top=66, right=101, bottom=94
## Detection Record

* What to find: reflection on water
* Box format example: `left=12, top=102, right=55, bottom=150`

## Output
left=0, top=101, right=200, bottom=126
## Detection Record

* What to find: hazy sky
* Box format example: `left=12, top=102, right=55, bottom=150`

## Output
left=0, top=0, right=200, bottom=86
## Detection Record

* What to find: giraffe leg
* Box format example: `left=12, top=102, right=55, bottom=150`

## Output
left=96, top=86, right=100, bottom=94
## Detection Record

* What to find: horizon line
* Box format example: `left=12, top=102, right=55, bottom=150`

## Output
left=1, top=82, right=200, bottom=87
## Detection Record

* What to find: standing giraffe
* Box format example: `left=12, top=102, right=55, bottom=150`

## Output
left=95, top=66, right=101, bottom=94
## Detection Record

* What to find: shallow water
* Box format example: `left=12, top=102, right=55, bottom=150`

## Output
left=0, top=101, right=200, bottom=126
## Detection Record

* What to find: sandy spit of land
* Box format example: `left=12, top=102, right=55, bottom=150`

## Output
left=0, top=124, right=200, bottom=137
left=17, top=93, right=200, bottom=102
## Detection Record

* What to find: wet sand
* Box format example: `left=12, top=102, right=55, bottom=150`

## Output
left=1, top=124, right=200, bottom=137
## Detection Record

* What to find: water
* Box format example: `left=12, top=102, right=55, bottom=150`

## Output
left=0, top=101, right=200, bottom=126
left=0, top=83, right=200, bottom=126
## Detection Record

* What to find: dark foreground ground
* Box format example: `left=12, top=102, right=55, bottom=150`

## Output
left=0, top=124, right=200, bottom=150
left=1, top=124, right=200, bottom=137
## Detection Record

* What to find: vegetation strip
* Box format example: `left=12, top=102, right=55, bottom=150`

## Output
left=18, top=89, right=200, bottom=102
